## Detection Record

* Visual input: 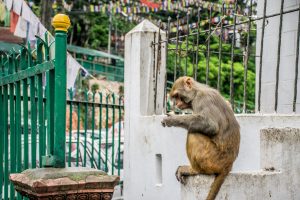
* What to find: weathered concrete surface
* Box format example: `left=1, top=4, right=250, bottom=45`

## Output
left=181, top=128, right=300, bottom=200
left=182, top=171, right=282, bottom=200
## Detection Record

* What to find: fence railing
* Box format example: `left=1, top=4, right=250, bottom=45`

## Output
left=0, top=31, right=60, bottom=199
left=66, top=90, right=124, bottom=176
left=152, top=0, right=300, bottom=114
left=0, top=30, right=124, bottom=200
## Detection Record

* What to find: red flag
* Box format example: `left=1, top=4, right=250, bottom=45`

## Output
left=10, top=11, right=19, bottom=33
left=140, top=0, right=161, bottom=9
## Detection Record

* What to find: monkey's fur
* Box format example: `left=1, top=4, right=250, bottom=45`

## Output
left=161, top=76, right=240, bottom=200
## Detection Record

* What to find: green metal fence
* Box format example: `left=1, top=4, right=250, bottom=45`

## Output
left=0, top=32, right=61, bottom=199
left=0, top=27, right=124, bottom=200
left=66, top=90, right=124, bottom=175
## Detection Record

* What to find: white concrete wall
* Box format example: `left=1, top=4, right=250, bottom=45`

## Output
left=124, top=114, right=300, bottom=200
left=256, top=0, right=300, bottom=113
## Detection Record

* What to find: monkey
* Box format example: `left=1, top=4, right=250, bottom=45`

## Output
left=161, top=76, right=240, bottom=200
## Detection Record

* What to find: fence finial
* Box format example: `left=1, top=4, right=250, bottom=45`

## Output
left=52, top=14, right=71, bottom=32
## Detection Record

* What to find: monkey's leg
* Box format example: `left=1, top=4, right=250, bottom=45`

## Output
left=175, top=165, right=211, bottom=185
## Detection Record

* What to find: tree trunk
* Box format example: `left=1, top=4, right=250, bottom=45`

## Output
left=40, top=0, right=53, bottom=31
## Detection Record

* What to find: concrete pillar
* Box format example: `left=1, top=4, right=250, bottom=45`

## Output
left=124, top=20, right=166, bottom=200
left=124, top=20, right=166, bottom=116
left=256, top=0, right=300, bottom=113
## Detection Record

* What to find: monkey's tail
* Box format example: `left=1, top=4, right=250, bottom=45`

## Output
left=206, top=171, right=229, bottom=200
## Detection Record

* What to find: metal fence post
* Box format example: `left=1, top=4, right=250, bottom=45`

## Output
left=52, top=14, right=70, bottom=168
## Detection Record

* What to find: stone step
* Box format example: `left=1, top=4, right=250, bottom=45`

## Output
left=181, top=170, right=284, bottom=200
left=181, top=128, right=300, bottom=200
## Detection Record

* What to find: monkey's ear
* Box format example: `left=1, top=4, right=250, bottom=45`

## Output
left=185, top=77, right=193, bottom=88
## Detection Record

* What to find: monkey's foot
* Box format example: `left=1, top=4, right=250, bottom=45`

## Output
left=175, top=166, right=196, bottom=185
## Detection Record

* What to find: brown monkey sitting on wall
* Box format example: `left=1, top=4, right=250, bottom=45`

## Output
left=161, top=76, right=240, bottom=200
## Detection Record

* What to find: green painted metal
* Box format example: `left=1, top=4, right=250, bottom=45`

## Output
left=91, top=92, right=96, bottom=167
left=65, top=94, right=124, bottom=175
left=83, top=90, right=88, bottom=167
left=0, top=24, right=69, bottom=197
left=118, top=96, right=122, bottom=176
left=68, top=89, right=73, bottom=167
left=98, top=92, right=103, bottom=169
left=3, top=84, right=8, bottom=200
left=9, top=53, right=16, bottom=199
left=0, top=86, right=3, bottom=198
left=37, top=39, right=45, bottom=166
left=0, top=20, right=125, bottom=196
left=105, top=94, right=109, bottom=172
left=76, top=103, right=80, bottom=167
left=0, top=61, right=54, bottom=86
left=67, top=44, right=124, bottom=61
left=53, top=30, right=67, bottom=168
left=111, top=93, right=115, bottom=175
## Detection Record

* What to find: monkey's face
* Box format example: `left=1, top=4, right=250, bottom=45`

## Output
left=175, top=97, right=190, bottom=110
left=170, top=76, right=194, bottom=110
left=171, top=93, right=191, bottom=110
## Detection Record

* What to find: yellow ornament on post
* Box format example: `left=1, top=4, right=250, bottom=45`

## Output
left=52, top=13, right=71, bottom=32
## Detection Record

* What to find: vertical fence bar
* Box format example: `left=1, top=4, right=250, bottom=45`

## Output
left=15, top=59, right=22, bottom=200
left=243, top=0, right=253, bottom=113
left=206, top=6, right=212, bottom=85
left=105, top=94, right=109, bottom=172
left=258, top=0, right=268, bottom=112
left=30, top=74, right=37, bottom=168
left=3, top=83, right=8, bottom=200
left=179, top=40, right=182, bottom=75
left=91, top=92, right=96, bottom=167
left=37, top=40, right=45, bottom=166
left=274, top=0, right=285, bottom=112
left=47, top=38, right=55, bottom=156
left=0, top=86, right=3, bottom=199
left=83, top=91, right=88, bottom=167
left=118, top=96, right=122, bottom=176
left=293, top=3, right=300, bottom=112
left=9, top=54, right=16, bottom=200
left=68, top=89, right=73, bottom=167
left=98, top=93, right=103, bottom=170
left=164, top=17, right=171, bottom=113
left=218, top=3, right=225, bottom=91
left=185, top=11, right=189, bottom=76
left=195, top=8, right=201, bottom=81
left=174, top=14, right=180, bottom=82
left=15, top=74, right=22, bottom=171
left=52, top=14, right=70, bottom=167
left=23, top=47, right=30, bottom=170
left=111, top=93, right=116, bottom=175
left=230, top=1, right=238, bottom=110
left=76, top=102, right=80, bottom=167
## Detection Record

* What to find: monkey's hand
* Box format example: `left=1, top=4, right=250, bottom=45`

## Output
left=161, top=114, right=175, bottom=127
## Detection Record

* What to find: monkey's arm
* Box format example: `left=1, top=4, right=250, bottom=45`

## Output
left=161, top=114, right=219, bottom=136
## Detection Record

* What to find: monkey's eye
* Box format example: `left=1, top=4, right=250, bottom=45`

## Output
left=172, top=93, right=178, bottom=99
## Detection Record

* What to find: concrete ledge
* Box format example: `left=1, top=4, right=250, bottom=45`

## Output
left=181, top=170, right=282, bottom=200
left=261, top=127, right=300, bottom=143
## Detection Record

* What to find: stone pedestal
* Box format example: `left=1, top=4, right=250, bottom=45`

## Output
left=9, top=167, right=119, bottom=200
